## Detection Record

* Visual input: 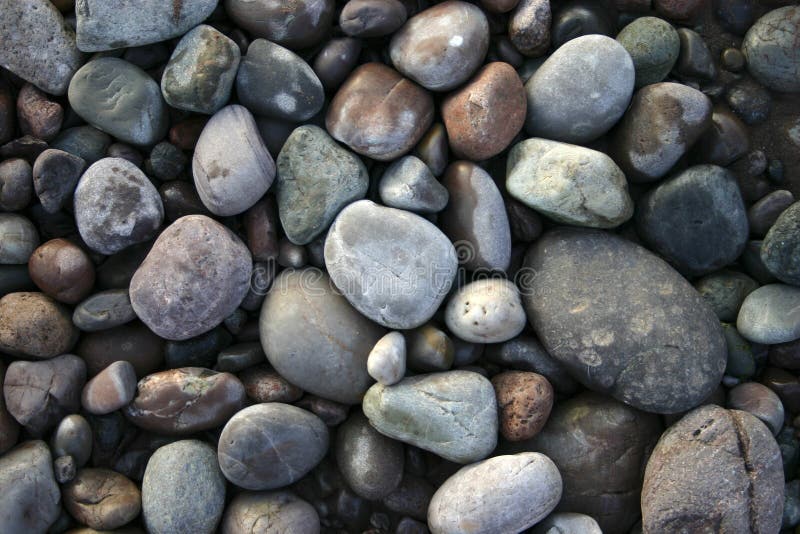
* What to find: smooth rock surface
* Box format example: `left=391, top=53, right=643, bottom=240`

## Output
left=761, top=201, right=800, bottom=285
left=28, top=238, right=95, bottom=304
left=368, top=331, right=407, bottom=386
left=616, top=16, right=680, bottom=87
left=531, top=513, right=603, bottom=534
left=73, top=289, right=136, bottom=331
left=0, top=441, right=60, bottom=532
left=378, top=156, right=449, bottom=214
left=0, top=292, right=77, bottom=358
left=737, top=284, right=800, bottom=344
left=32, top=149, right=86, bottom=214
left=81, top=360, right=137, bottom=415
left=0, top=214, right=38, bottom=264
left=223, top=0, right=334, bottom=49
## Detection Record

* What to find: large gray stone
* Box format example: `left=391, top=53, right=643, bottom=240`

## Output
left=0, top=441, right=60, bottom=533
left=737, top=284, right=800, bottom=344
left=743, top=6, right=800, bottom=93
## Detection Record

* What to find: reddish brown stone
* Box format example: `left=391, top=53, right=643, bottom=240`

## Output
left=16, top=83, right=63, bottom=141
left=28, top=238, right=95, bottom=304
left=296, top=394, right=349, bottom=426
left=239, top=364, right=303, bottom=403
left=491, top=370, right=553, bottom=441
left=442, top=62, right=526, bottom=161
left=63, top=468, right=141, bottom=530
left=654, top=0, right=706, bottom=21
left=168, top=116, right=208, bottom=150
left=243, top=196, right=280, bottom=262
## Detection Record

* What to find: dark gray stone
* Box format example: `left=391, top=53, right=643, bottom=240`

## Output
left=51, top=414, right=93, bottom=467
left=51, top=126, right=112, bottom=164
left=0, top=441, right=61, bottom=532
left=221, top=491, right=320, bottom=533
left=675, top=28, right=716, bottom=79
left=32, top=149, right=87, bottom=214
left=0, top=159, right=33, bottom=212
left=761, top=201, right=800, bottom=285
left=485, top=335, right=579, bottom=395
left=223, top=0, right=335, bottom=49
left=749, top=190, right=794, bottom=238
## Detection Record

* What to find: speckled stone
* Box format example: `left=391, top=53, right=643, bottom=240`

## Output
left=17, top=84, right=63, bottom=141
left=378, top=156, right=449, bottom=214
left=491, top=371, right=553, bottom=441
left=509, top=0, right=552, bottom=57
left=761, top=201, right=800, bottom=285
left=695, top=270, right=759, bottom=322
left=742, top=6, right=800, bottom=93
left=0, top=158, right=33, bottom=211
left=0, top=292, right=77, bottom=358
left=616, top=16, right=680, bottom=88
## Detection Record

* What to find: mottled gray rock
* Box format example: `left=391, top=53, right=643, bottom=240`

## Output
left=192, top=105, right=275, bottom=216
left=749, top=190, right=794, bottom=238
left=32, top=149, right=86, bottom=214
left=73, top=289, right=136, bottom=331
left=74, top=158, right=164, bottom=255
left=221, top=491, right=320, bottom=534
left=524, top=35, right=634, bottom=143
left=743, top=6, right=800, bottom=93
left=362, top=371, right=498, bottom=463
left=259, top=269, right=384, bottom=404
left=218, top=403, right=329, bottom=490
left=325, top=200, right=458, bottom=329
left=507, top=138, right=633, bottom=228
left=161, top=25, right=241, bottom=114
left=761, top=201, right=800, bottom=285
left=277, top=125, right=368, bottom=245
left=0, top=0, right=83, bottom=95
left=445, top=279, right=526, bottom=343
left=616, top=16, right=680, bottom=87
left=0, top=159, right=32, bottom=212
left=531, top=513, right=603, bottom=534
left=0, top=214, right=38, bottom=264
left=0, top=441, right=61, bottom=533
left=428, top=453, right=562, bottom=534
left=737, top=284, right=800, bottom=344
left=142, top=440, right=226, bottom=534
left=68, top=58, right=168, bottom=146
left=368, top=331, right=407, bottom=386
left=523, top=228, right=726, bottom=413
left=130, top=215, right=252, bottom=340
left=378, top=156, right=449, bottom=214
left=223, top=0, right=335, bottom=49
left=695, top=270, right=759, bottom=322
left=75, top=0, right=218, bottom=52
left=642, top=405, right=784, bottom=533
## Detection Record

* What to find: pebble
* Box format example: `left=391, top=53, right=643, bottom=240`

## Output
left=216, top=342, right=265, bottom=373
left=218, top=403, right=329, bottom=490
left=415, top=123, right=449, bottom=176
left=368, top=331, right=407, bottom=386
left=642, top=405, right=783, bottom=533
left=68, top=58, right=168, bottom=146
left=28, top=238, right=95, bottom=304
left=406, top=324, right=455, bottom=372
left=224, top=0, right=334, bottom=49
left=616, top=16, right=680, bottom=88
left=0, top=363, right=19, bottom=455
left=238, top=364, right=303, bottom=403
left=148, top=142, right=186, bottom=181
left=714, top=0, right=755, bottom=36
left=491, top=371, right=553, bottom=441
left=389, top=1, right=489, bottom=91
left=276, top=238, right=307, bottom=269
left=742, top=6, right=800, bottom=93
left=142, top=440, right=226, bottom=534
left=296, top=395, right=349, bottom=426
left=695, top=270, right=759, bottom=322
left=524, top=228, right=726, bottom=413
left=485, top=335, right=579, bottom=395
left=63, top=468, right=141, bottom=530
left=675, top=28, right=716, bottom=80
left=378, top=156, right=449, bottom=213
left=507, top=138, right=633, bottom=228
left=362, top=370, right=498, bottom=463
left=51, top=414, right=93, bottom=467
left=0, top=0, right=83, bottom=95
left=0, top=440, right=61, bottom=532
left=761, top=201, right=800, bottom=285
left=442, top=62, right=525, bottom=160
left=612, top=82, right=712, bottom=182
left=221, top=491, right=321, bottom=534
left=427, top=453, right=562, bottom=534
left=531, top=513, right=603, bottom=534
left=81, top=360, right=137, bottom=415
left=440, top=161, right=511, bottom=271
left=192, top=105, right=275, bottom=216
left=509, top=0, right=551, bottom=57
left=524, top=35, right=634, bottom=143
left=551, top=0, right=616, bottom=48
left=17, top=84, right=63, bottom=141
left=260, top=269, right=384, bottom=404
left=445, top=279, right=526, bottom=343
left=326, top=63, right=434, bottom=161
left=0, top=265, right=35, bottom=298
left=636, top=165, right=749, bottom=276
left=737, top=284, right=800, bottom=344
left=243, top=197, right=279, bottom=262
left=313, top=37, right=362, bottom=92
left=325, top=200, right=458, bottom=329
left=54, top=454, right=76, bottom=483
left=4, top=354, right=86, bottom=436
left=125, top=367, right=245, bottom=435
left=51, top=125, right=112, bottom=164
left=725, top=78, right=772, bottom=125
left=0, top=292, right=77, bottom=358
left=0, top=158, right=33, bottom=211
left=382, top=475, right=434, bottom=521
left=130, top=215, right=252, bottom=340
left=722, top=47, right=746, bottom=72
left=77, top=321, right=164, bottom=377
left=723, top=324, right=756, bottom=379
left=341, top=0, right=408, bottom=38
left=277, top=125, right=368, bottom=245
left=749, top=190, right=794, bottom=237
left=32, top=148, right=87, bottom=214
left=654, top=0, right=704, bottom=20
left=165, top=326, right=232, bottom=368
left=73, top=289, right=136, bottom=331
left=0, top=213, right=39, bottom=264
left=728, top=382, right=785, bottom=436
left=75, top=0, right=217, bottom=52
left=693, top=108, right=750, bottom=167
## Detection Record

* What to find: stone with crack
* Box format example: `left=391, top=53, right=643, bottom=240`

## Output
left=221, top=491, right=320, bottom=533
left=62, top=468, right=141, bottom=530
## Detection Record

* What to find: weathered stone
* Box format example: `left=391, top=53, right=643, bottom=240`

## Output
left=221, top=492, right=320, bottom=534
left=761, top=201, right=800, bottom=285
left=509, top=0, right=551, bottom=56
left=0, top=214, right=39, bottom=264
left=0, top=292, right=77, bottom=358
left=63, top=468, right=141, bottom=530
left=17, top=84, right=63, bottom=141
left=0, top=158, right=33, bottom=212
left=445, top=279, right=526, bottom=343
left=491, top=371, right=553, bottom=441
left=32, top=149, right=86, bottom=214
left=616, top=16, right=680, bottom=87
left=0, top=441, right=61, bottom=532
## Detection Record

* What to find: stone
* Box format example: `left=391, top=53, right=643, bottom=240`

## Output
left=693, top=108, right=750, bottom=167
left=54, top=454, right=76, bottom=484
left=551, top=0, right=616, bottom=49
left=51, top=414, right=92, bottom=467
left=507, top=138, right=633, bottom=228
left=295, top=395, right=349, bottom=426
left=0, top=265, right=35, bottom=298
left=77, top=322, right=164, bottom=377
left=51, top=126, right=112, bottom=165
left=695, top=270, right=759, bottom=322
left=428, top=453, right=562, bottom=534
left=642, top=405, right=784, bottom=533
left=68, top=58, right=168, bottom=146
left=728, top=382, right=785, bottom=436
left=636, top=165, right=749, bottom=276
left=148, top=142, right=186, bottom=181
left=742, top=6, right=800, bottom=93
left=389, top=1, right=489, bottom=91
left=33, top=148, right=88, bottom=215
left=675, top=28, right=716, bottom=80
left=243, top=197, right=279, bottom=262
left=216, top=343, right=265, bottom=373
left=382, top=474, right=435, bottom=521
left=223, top=0, right=334, bottom=49
left=0, top=158, right=33, bottom=211
left=164, top=326, right=232, bottom=369
left=63, top=468, right=141, bottom=530
left=340, top=0, right=407, bottom=37
left=0, top=363, right=19, bottom=455
left=761, top=201, right=800, bottom=285
left=485, top=336, right=579, bottom=395
left=142, top=440, right=226, bottom=534
left=406, top=324, right=454, bottom=372
left=415, top=123, right=449, bottom=176
left=440, top=162, right=511, bottom=271
left=749, top=190, right=794, bottom=237
left=725, top=78, right=772, bottom=125
left=616, top=16, right=680, bottom=88
left=125, top=368, right=245, bottom=435
left=260, top=269, right=384, bottom=404
left=221, top=491, right=320, bottom=534
left=442, top=62, right=526, bottom=161
left=445, top=279, right=526, bottom=343
left=237, top=39, right=324, bottom=122
left=509, top=0, right=552, bottom=57
left=218, top=403, right=329, bottom=490
left=75, top=0, right=217, bottom=52
left=325, top=200, right=458, bottom=329
left=524, top=35, right=634, bottom=143
left=655, top=0, right=704, bottom=20
left=362, top=370, right=498, bottom=463
left=737, top=284, right=800, bottom=344
left=0, top=292, right=77, bottom=358
left=0, top=0, right=83, bottom=95
left=81, top=360, right=137, bottom=415
left=493, top=371, right=553, bottom=442
left=238, top=364, right=303, bottom=403
left=368, top=332, right=407, bottom=386
left=130, top=215, right=252, bottom=340
left=4, top=354, right=86, bottom=436
left=17, top=84, right=62, bottom=141
left=0, top=441, right=60, bottom=532
left=73, top=289, right=136, bottom=331
left=378, top=156, right=449, bottom=213
left=531, top=513, right=603, bottom=534
left=523, top=228, right=727, bottom=413
left=723, top=324, right=756, bottom=379
left=313, top=37, right=362, bottom=92
left=28, top=238, right=95, bottom=304
left=326, top=63, right=434, bottom=161
left=277, top=125, right=368, bottom=245
left=722, top=47, right=747, bottom=71
left=0, top=214, right=38, bottom=264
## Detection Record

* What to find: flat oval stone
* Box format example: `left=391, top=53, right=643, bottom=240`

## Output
left=0, top=441, right=60, bottom=532
left=277, top=125, right=368, bottom=245
left=445, top=279, right=526, bottom=343
left=327, top=63, right=434, bottom=161
left=362, top=370, right=498, bottom=463
left=221, top=491, right=320, bottom=534
left=81, top=360, right=137, bottom=415
left=69, top=58, right=167, bottom=146
left=341, top=0, right=407, bottom=37
left=76, top=322, right=164, bottom=377
left=125, top=367, right=245, bottom=435
left=728, top=381, right=785, bottom=436
left=51, top=125, right=112, bottom=164
left=743, top=6, right=800, bottom=93
left=0, top=0, right=83, bottom=95
left=616, top=16, right=680, bottom=87
left=223, top=0, right=334, bottom=49
left=130, top=215, right=252, bottom=340
left=761, top=201, right=800, bottom=285
left=325, top=200, right=458, bottom=329
left=378, top=156, right=449, bottom=214
left=524, top=35, right=634, bottom=143
left=313, top=37, right=362, bottom=92
left=675, top=27, right=716, bottom=80
left=0, top=292, right=77, bottom=358
left=218, top=403, right=329, bottom=490
left=523, top=228, right=727, bottom=413
left=737, top=284, right=800, bottom=344
left=368, top=331, right=407, bottom=386
left=74, top=158, right=163, bottom=255
left=33, top=149, right=86, bottom=214
left=259, top=268, right=384, bottom=404
left=428, top=453, right=562, bottom=534
left=63, top=468, right=141, bottom=530
left=0, top=213, right=38, bottom=264
left=51, top=414, right=92, bottom=467
left=192, top=105, right=275, bottom=216
left=73, top=289, right=136, bottom=331
left=75, top=0, right=217, bottom=52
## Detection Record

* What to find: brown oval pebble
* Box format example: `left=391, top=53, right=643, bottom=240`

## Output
left=238, top=364, right=303, bottom=403
left=492, top=371, right=554, bottom=441
left=0, top=362, right=20, bottom=454
left=442, top=62, right=526, bottom=161
left=28, top=238, right=95, bottom=305
left=124, top=367, right=246, bottom=435
left=16, top=83, right=63, bottom=142
left=326, top=63, right=434, bottom=161
left=81, top=360, right=138, bottom=415
left=76, top=322, right=164, bottom=378
left=0, top=291, right=77, bottom=359
left=63, top=468, right=141, bottom=531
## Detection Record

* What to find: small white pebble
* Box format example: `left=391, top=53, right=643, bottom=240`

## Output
left=368, top=331, right=406, bottom=386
